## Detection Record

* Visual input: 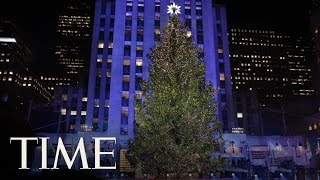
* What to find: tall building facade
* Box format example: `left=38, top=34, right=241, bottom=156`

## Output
left=54, top=0, right=94, bottom=85
left=0, top=20, right=52, bottom=117
left=311, top=6, right=320, bottom=105
left=84, top=0, right=235, bottom=148
left=229, top=26, right=314, bottom=107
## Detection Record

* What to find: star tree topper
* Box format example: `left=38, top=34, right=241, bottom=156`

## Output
left=167, top=3, right=181, bottom=15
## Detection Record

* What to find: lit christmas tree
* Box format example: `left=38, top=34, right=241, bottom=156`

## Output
left=126, top=9, right=224, bottom=177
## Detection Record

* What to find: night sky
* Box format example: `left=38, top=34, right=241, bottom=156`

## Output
left=0, top=0, right=312, bottom=73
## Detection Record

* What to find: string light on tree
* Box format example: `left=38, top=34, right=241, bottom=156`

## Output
left=167, top=3, right=181, bottom=15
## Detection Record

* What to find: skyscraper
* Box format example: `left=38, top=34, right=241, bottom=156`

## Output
left=54, top=0, right=94, bottom=85
left=84, top=0, right=235, bottom=147
left=229, top=26, right=313, bottom=107
left=0, top=20, right=52, bottom=117
left=311, top=6, right=320, bottom=103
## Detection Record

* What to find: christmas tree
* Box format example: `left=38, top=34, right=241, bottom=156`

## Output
left=127, top=14, right=224, bottom=177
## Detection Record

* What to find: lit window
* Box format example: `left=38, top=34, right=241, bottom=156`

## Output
left=8, top=77, right=12, bottom=81
left=218, top=49, right=223, bottom=54
left=108, top=43, right=113, bottom=48
left=61, top=108, right=67, bottom=115
left=136, top=45, right=143, bottom=50
left=81, top=111, right=86, bottom=116
left=154, top=28, right=160, bottom=35
left=97, top=58, right=103, bottom=62
left=62, top=94, right=68, bottom=101
left=122, top=91, right=129, bottom=99
left=123, top=59, right=130, bottom=65
left=123, top=75, right=130, bottom=82
left=237, top=112, right=243, bottom=118
left=82, top=97, right=88, bottom=102
left=98, top=42, right=104, bottom=48
left=104, top=71, right=110, bottom=77
left=71, top=111, right=77, bottom=115
left=186, top=31, right=192, bottom=37
left=136, top=59, right=143, bottom=66
left=314, top=124, right=317, bottom=129
left=309, top=125, right=312, bottom=131
left=122, top=109, right=129, bottom=116
left=135, top=92, right=142, bottom=99
left=220, top=73, right=225, bottom=81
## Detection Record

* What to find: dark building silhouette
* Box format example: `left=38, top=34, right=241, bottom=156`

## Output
left=0, top=20, right=51, bottom=118
left=41, top=0, right=94, bottom=92
left=229, top=26, right=314, bottom=107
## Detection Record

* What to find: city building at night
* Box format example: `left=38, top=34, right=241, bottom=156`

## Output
left=53, top=86, right=88, bottom=133
left=233, top=90, right=263, bottom=135
left=310, top=5, right=320, bottom=106
left=219, top=133, right=313, bottom=179
left=39, top=75, right=72, bottom=91
left=54, top=0, right=94, bottom=85
left=0, top=20, right=52, bottom=117
left=229, top=26, right=314, bottom=107
left=84, top=0, right=235, bottom=147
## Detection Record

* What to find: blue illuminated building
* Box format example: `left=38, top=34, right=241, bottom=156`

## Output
left=85, top=0, right=235, bottom=145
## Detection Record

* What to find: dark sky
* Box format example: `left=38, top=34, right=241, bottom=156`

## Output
left=0, top=0, right=313, bottom=73
left=227, top=0, right=312, bottom=34
left=0, top=0, right=62, bottom=73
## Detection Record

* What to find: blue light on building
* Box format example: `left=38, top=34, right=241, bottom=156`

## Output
left=85, top=0, right=235, bottom=147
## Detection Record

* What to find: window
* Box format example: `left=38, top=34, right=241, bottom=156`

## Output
left=61, top=108, right=67, bottom=115
left=123, top=75, right=130, bottom=82
left=220, top=73, right=225, bottom=81
left=197, top=33, right=203, bottom=44
left=137, top=16, right=144, bottom=27
left=185, top=18, right=191, bottom=29
left=154, top=28, right=160, bottom=41
left=154, top=16, right=160, bottom=27
left=123, top=59, right=130, bottom=66
left=135, top=92, right=143, bottom=99
left=126, top=5, right=132, bottom=12
left=98, top=42, right=104, bottom=49
left=187, top=31, right=192, bottom=37
left=109, top=32, right=113, bottom=41
left=125, top=16, right=132, bottom=26
left=136, top=59, right=143, bottom=73
left=196, top=9, right=202, bottom=16
left=124, top=45, right=131, bottom=56
left=99, top=31, right=104, bottom=40
left=110, top=18, right=114, bottom=27
left=136, top=45, right=143, bottom=57
left=136, top=76, right=142, bottom=91
left=62, top=94, right=68, bottom=101
left=121, top=115, right=128, bottom=125
left=185, top=6, right=191, bottom=15
left=196, top=19, right=203, bottom=29
left=237, top=112, right=243, bottom=118
left=100, top=18, right=105, bottom=27
left=122, top=97, right=129, bottom=107
left=125, top=29, right=131, bottom=41
left=120, top=127, right=128, bottom=135
left=137, top=29, right=144, bottom=41
left=136, top=59, right=143, bottom=66
left=155, top=4, right=160, bottom=12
